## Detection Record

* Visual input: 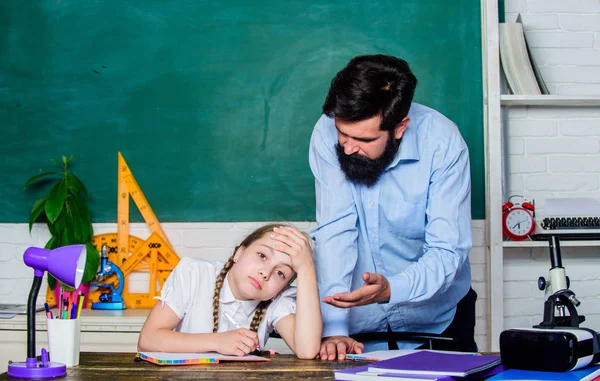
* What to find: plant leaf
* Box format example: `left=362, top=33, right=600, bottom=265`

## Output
left=66, top=174, right=80, bottom=194
left=48, top=274, right=57, bottom=291
left=70, top=174, right=89, bottom=196
left=59, top=228, right=70, bottom=247
left=23, top=172, right=60, bottom=190
left=72, top=192, right=91, bottom=223
left=47, top=209, right=65, bottom=237
left=79, top=201, right=93, bottom=240
left=28, top=197, right=47, bottom=232
left=45, top=178, right=67, bottom=223
left=45, top=235, right=58, bottom=250
left=67, top=197, right=85, bottom=242
left=82, top=242, right=100, bottom=284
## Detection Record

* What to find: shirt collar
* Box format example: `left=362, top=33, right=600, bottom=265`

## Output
left=219, top=273, right=261, bottom=316
left=387, top=105, right=420, bottom=169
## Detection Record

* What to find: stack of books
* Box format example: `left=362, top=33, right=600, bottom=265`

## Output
left=335, top=351, right=502, bottom=381
left=335, top=350, right=600, bottom=381
left=499, top=14, right=548, bottom=95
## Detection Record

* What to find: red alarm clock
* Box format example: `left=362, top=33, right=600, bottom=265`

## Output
left=502, top=196, right=535, bottom=241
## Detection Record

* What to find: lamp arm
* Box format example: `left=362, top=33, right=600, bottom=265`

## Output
left=27, top=274, right=43, bottom=360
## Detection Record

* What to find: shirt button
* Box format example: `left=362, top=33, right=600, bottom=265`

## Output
left=370, top=202, right=375, bottom=207
left=371, top=233, right=376, bottom=238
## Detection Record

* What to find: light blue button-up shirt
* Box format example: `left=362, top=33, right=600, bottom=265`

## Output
left=309, top=103, right=472, bottom=350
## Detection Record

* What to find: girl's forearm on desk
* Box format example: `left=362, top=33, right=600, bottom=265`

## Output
left=138, top=329, right=218, bottom=353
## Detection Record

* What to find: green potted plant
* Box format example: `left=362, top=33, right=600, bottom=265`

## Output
left=23, top=155, right=100, bottom=305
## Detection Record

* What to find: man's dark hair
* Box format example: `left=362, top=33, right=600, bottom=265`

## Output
left=322, top=55, right=417, bottom=132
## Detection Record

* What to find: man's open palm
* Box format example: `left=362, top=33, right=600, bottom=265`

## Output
left=322, top=272, right=391, bottom=308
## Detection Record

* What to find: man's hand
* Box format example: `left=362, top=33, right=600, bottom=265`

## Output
left=318, top=336, right=364, bottom=360
left=322, top=272, right=390, bottom=308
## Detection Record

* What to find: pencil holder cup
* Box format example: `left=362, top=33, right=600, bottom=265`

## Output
left=47, top=318, right=81, bottom=367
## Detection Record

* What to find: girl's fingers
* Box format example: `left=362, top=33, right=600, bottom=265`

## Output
left=271, top=228, right=306, bottom=249
left=275, top=226, right=307, bottom=242
left=241, top=336, right=258, bottom=350
left=271, top=235, right=300, bottom=251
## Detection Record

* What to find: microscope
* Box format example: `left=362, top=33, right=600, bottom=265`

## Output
left=91, top=245, right=127, bottom=310
left=500, top=236, right=600, bottom=372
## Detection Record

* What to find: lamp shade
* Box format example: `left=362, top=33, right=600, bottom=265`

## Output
left=23, top=245, right=87, bottom=288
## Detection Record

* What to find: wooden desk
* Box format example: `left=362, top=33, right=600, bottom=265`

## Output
left=0, top=309, right=292, bottom=374
left=0, top=352, right=371, bottom=380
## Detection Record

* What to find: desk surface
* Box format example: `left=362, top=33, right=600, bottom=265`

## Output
left=0, top=352, right=371, bottom=380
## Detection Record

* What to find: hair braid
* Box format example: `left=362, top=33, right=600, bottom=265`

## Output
left=212, top=255, right=235, bottom=333
left=249, top=300, right=271, bottom=332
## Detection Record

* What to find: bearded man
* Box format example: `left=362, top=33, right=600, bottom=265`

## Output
left=308, top=55, right=477, bottom=360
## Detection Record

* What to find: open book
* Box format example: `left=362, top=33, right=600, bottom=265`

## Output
left=136, top=351, right=271, bottom=365
left=499, top=22, right=541, bottom=95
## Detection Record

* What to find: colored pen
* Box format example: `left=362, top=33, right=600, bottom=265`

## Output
left=58, top=287, right=63, bottom=318
left=222, top=311, right=261, bottom=350
left=76, top=292, right=84, bottom=319
left=63, top=299, right=68, bottom=319
left=67, top=293, right=73, bottom=320
left=44, top=302, right=52, bottom=319
left=222, top=311, right=240, bottom=329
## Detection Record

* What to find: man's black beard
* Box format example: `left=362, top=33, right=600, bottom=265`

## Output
left=335, top=134, right=401, bottom=187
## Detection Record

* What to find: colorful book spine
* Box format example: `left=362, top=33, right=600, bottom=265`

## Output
left=136, top=353, right=217, bottom=365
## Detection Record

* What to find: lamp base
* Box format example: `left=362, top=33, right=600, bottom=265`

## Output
left=8, top=358, right=66, bottom=379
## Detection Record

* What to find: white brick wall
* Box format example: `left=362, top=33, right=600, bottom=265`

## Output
left=0, top=220, right=489, bottom=350
left=502, top=0, right=600, bottom=342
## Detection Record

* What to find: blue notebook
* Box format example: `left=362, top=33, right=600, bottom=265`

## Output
left=335, top=365, right=454, bottom=381
left=367, top=351, right=502, bottom=377
left=486, top=364, right=600, bottom=381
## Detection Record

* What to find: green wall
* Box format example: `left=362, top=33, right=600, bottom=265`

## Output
left=0, top=0, right=484, bottom=222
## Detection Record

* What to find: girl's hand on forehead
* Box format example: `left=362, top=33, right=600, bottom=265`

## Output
left=269, top=226, right=313, bottom=273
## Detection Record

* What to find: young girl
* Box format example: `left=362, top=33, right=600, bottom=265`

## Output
left=137, top=224, right=322, bottom=359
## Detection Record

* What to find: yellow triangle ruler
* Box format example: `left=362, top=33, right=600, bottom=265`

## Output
left=117, top=152, right=174, bottom=263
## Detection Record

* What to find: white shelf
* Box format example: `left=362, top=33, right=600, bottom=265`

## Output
left=503, top=240, right=600, bottom=248
left=500, top=95, right=600, bottom=106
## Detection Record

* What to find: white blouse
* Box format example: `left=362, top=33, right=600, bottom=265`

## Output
left=159, top=257, right=296, bottom=348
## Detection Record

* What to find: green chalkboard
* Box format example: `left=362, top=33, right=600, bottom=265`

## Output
left=0, top=0, right=484, bottom=222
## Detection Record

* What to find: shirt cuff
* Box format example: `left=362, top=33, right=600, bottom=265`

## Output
left=387, top=273, right=411, bottom=305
